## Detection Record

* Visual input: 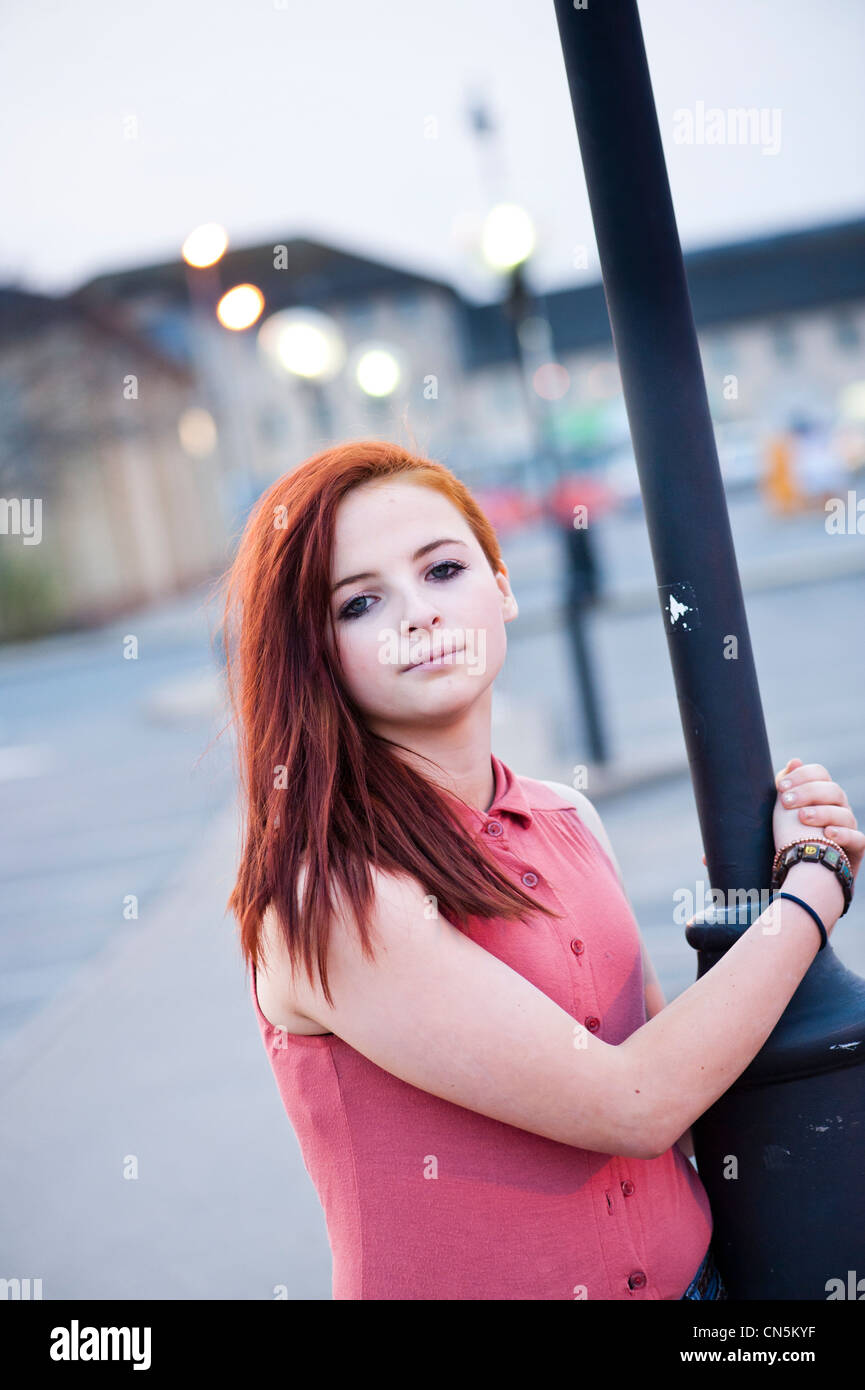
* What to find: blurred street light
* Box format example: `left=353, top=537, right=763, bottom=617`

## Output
left=257, top=306, right=346, bottom=438
left=216, top=283, right=265, bottom=332
left=480, top=201, right=537, bottom=272
left=178, top=406, right=218, bottom=459
left=181, top=224, right=261, bottom=526
left=181, top=223, right=229, bottom=269
left=355, top=344, right=401, bottom=398
left=257, top=307, right=346, bottom=382
left=353, top=341, right=402, bottom=430
left=480, top=203, right=608, bottom=764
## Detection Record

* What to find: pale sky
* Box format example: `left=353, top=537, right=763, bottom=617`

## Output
left=1, top=0, right=863, bottom=303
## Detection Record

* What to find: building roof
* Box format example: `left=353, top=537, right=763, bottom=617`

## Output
left=0, top=286, right=193, bottom=381
left=8, top=215, right=864, bottom=374
left=462, top=216, right=865, bottom=368
left=76, top=234, right=463, bottom=311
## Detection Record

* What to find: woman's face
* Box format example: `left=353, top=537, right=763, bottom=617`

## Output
left=325, top=478, right=518, bottom=736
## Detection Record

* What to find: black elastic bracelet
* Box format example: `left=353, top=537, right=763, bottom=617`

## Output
left=772, top=891, right=828, bottom=951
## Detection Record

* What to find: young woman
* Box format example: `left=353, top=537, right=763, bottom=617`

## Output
left=219, top=439, right=862, bottom=1301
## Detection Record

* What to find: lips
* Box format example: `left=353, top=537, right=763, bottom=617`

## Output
left=401, top=644, right=464, bottom=673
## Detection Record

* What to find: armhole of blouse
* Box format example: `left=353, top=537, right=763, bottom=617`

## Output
left=249, top=959, right=335, bottom=1046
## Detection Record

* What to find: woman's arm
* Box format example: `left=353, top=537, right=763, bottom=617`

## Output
left=544, top=783, right=703, bottom=1162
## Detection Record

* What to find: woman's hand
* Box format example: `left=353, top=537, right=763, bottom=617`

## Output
left=772, top=757, right=863, bottom=884
left=700, top=757, right=864, bottom=885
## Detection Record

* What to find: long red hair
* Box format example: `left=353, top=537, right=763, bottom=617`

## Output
left=216, top=439, right=561, bottom=1008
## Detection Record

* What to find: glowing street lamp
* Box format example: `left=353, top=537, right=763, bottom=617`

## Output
left=181, top=224, right=261, bottom=522
left=257, top=307, right=346, bottom=440
left=181, top=223, right=229, bottom=270
left=354, top=345, right=401, bottom=399
left=257, top=307, right=346, bottom=382
left=217, top=283, right=265, bottom=332
left=480, top=202, right=536, bottom=272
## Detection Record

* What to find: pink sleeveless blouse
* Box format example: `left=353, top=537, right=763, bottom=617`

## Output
left=249, top=753, right=713, bottom=1299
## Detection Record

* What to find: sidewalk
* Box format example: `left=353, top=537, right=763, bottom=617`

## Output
left=0, top=798, right=327, bottom=1299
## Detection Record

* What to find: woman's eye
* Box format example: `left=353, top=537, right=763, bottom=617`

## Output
left=339, top=594, right=373, bottom=621
left=337, top=559, right=466, bottom=622
left=428, top=560, right=466, bottom=582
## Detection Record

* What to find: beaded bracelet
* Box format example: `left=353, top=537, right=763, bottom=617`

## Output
left=771, top=837, right=853, bottom=916
left=771, top=834, right=851, bottom=878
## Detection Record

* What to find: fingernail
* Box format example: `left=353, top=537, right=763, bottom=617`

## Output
left=780, top=778, right=791, bottom=789
left=783, top=791, right=796, bottom=802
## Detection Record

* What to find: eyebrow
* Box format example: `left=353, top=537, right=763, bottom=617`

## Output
left=331, top=538, right=469, bottom=595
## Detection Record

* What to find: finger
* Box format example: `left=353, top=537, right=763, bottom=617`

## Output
left=799, top=804, right=857, bottom=830
left=781, top=779, right=846, bottom=809
left=823, top=822, right=862, bottom=845
left=778, top=762, right=830, bottom=790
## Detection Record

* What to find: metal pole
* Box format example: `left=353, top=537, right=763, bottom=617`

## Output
left=552, top=0, right=865, bottom=1298
left=551, top=0, right=775, bottom=893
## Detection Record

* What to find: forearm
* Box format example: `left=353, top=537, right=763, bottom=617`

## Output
left=622, top=862, right=844, bottom=1156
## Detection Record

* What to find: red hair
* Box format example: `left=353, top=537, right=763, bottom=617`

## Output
left=216, top=439, right=561, bottom=1009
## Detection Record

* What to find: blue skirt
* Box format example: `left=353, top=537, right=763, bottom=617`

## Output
left=680, top=1245, right=728, bottom=1299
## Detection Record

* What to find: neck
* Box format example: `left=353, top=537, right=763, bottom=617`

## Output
left=370, top=690, right=496, bottom=814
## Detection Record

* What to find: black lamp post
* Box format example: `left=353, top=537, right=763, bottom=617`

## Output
left=552, top=0, right=865, bottom=1297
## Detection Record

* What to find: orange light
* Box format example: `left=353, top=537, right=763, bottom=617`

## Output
left=217, top=284, right=265, bottom=331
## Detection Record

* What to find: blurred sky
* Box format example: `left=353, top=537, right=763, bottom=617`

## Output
left=1, top=0, right=863, bottom=301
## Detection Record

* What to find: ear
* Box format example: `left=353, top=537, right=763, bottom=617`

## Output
left=495, top=567, right=518, bottom=622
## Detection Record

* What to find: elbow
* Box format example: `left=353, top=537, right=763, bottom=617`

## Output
left=613, top=1111, right=667, bottom=1162
left=615, top=1053, right=672, bottom=1160
left=644, top=1112, right=682, bottom=1161
left=630, top=1134, right=668, bottom=1162
left=638, top=1109, right=675, bottom=1161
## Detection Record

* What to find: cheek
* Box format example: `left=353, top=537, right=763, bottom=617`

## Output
left=335, top=621, right=390, bottom=691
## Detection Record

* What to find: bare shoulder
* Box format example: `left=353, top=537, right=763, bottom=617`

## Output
left=255, top=900, right=329, bottom=1034
left=538, top=778, right=595, bottom=818
left=538, top=779, right=625, bottom=889
left=254, top=862, right=422, bottom=1034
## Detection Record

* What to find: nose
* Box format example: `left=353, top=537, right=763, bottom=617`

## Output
left=398, top=600, right=443, bottom=671
left=402, top=592, right=443, bottom=636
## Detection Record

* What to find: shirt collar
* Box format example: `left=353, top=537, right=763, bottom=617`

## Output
left=444, top=753, right=534, bottom=833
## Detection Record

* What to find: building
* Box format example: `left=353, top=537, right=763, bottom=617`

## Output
left=2, top=215, right=864, bottom=637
